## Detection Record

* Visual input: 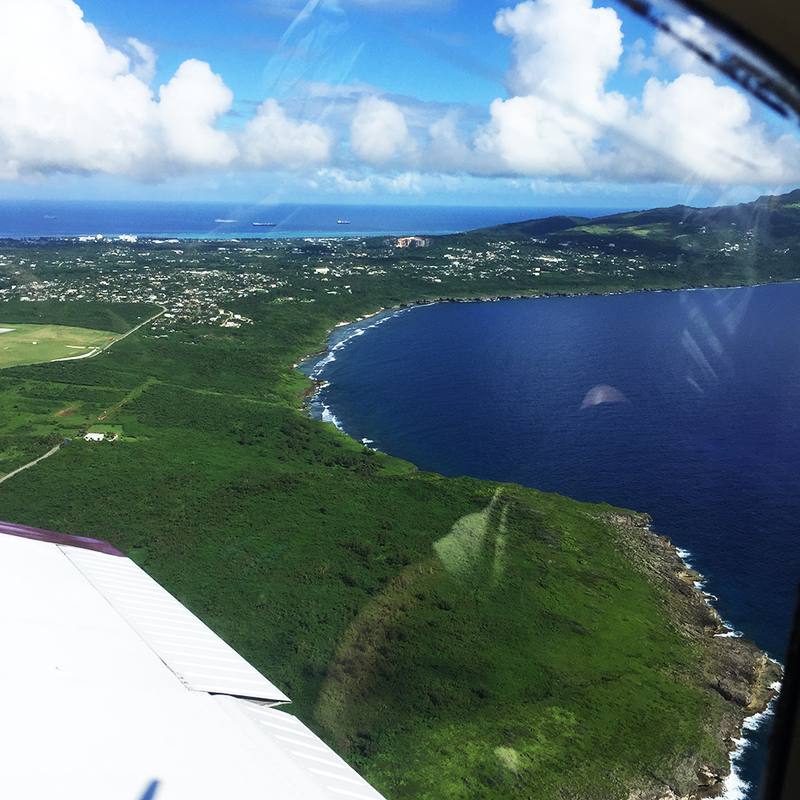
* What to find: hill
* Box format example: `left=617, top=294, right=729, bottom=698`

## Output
left=464, top=188, right=800, bottom=260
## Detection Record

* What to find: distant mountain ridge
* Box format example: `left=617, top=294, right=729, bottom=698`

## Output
left=420, top=188, right=798, bottom=293
left=463, top=189, right=800, bottom=258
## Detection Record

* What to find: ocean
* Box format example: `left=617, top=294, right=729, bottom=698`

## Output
left=0, top=199, right=619, bottom=239
left=307, top=283, right=800, bottom=798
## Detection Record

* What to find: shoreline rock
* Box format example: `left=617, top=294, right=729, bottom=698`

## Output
left=605, top=511, right=782, bottom=800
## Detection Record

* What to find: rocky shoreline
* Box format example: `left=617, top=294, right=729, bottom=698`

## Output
left=605, top=511, right=782, bottom=800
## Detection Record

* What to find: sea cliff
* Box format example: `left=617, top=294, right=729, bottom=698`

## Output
left=608, top=512, right=781, bottom=799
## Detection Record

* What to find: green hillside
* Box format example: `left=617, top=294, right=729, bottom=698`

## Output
left=457, top=188, right=800, bottom=276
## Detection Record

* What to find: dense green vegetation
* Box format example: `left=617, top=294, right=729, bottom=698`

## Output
left=0, top=298, right=153, bottom=333
left=0, top=297, right=730, bottom=798
left=0, top=191, right=793, bottom=798
left=446, top=187, right=800, bottom=290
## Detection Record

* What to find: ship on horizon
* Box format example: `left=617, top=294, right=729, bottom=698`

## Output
left=252, top=221, right=277, bottom=227
left=336, top=219, right=351, bottom=225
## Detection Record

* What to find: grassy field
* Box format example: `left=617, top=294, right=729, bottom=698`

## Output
left=0, top=303, right=153, bottom=477
left=0, top=322, right=117, bottom=368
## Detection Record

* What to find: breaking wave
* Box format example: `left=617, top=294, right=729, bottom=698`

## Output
left=310, top=308, right=411, bottom=380
left=722, top=679, right=782, bottom=800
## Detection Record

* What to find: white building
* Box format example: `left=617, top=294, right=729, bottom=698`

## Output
left=395, top=236, right=429, bottom=249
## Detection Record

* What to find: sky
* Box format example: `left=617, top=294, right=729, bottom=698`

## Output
left=0, top=0, right=799, bottom=208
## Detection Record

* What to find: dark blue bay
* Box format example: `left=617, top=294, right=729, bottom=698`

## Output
left=312, top=283, right=800, bottom=798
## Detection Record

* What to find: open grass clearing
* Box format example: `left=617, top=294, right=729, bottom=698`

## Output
left=0, top=323, right=117, bottom=368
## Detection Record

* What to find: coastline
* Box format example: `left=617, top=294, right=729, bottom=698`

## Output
left=292, top=276, right=800, bottom=374
left=294, top=305, right=416, bottom=432
left=293, top=285, right=785, bottom=799
left=293, top=278, right=800, bottom=439
left=608, top=511, right=781, bottom=799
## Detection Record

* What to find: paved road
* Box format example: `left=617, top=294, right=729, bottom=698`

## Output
left=54, top=307, right=166, bottom=362
left=0, top=443, right=61, bottom=486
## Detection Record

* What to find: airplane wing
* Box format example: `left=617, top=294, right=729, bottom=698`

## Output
left=0, top=521, right=386, bottom=800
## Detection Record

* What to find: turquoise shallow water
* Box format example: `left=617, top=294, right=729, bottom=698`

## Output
left=310, top=283, right=800, bottom=798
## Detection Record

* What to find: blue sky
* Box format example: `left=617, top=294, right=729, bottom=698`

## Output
left=74, top=0, right=655, bottom=105
left=0, top=0, right=798, bottom=208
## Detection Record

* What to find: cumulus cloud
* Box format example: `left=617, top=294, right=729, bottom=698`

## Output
left=475, top=96, right=594, bottom=177
left=624, top=74, right=800, bottom=183
left=314, top=166, right=423, bottom=194
left=427, top=113, right=473, bottom=171
left=0, top=0, right=157, bottom=178
left=304, top=0, right=796, bottom=190
left=470, top=0, right=625, bottom=177
left=0, top=0, right=333, bottom=179
left=2, top=0, right=798, bottom=190
left=342, top=0, right=798, bottom=186
left=495, top=0, right=624, bottom=111
left=350, top=96, right=412, bottom=164
left=466, top=0, right=800, bottom=184
left=242, top=99, right=332, bottom=169
left=126, top=37, right=157, bottom=84
left=625, top=37, right=658, bottom=75
left=158, top=59, right=237, bottom=170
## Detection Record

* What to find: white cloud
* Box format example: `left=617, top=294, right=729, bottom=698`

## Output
left=495, top=0, right=623, bottom=112
left=625, top=37, right=658, bottom=75
left=242, top=99, right=332, bottom=168
left=472, top=0, right=626, bottom=177
left=427, top=113, right=472, bottom=171
left=0, top=0, right=332, bottom=179
left=0, top=0, right=156, bottom=178
left=313, top=167, right=423, bottom=194
left=467, top=0, right=800, bottom=184
left=475, top=96, right=594, bottom=176
left=300, top=80, right=380, bottom=100
left=290, top=0, right=800, bottom=187
left=1, top=0, right=798, bottom=190
left=624, top=74, right=800, bottom=183
left=158, top=60, right=237, bottom=170
left=350, top=96, right=412, bottom=164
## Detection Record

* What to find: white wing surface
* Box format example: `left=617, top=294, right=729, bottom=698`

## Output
left=0, top=523, right=385, bottom=800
